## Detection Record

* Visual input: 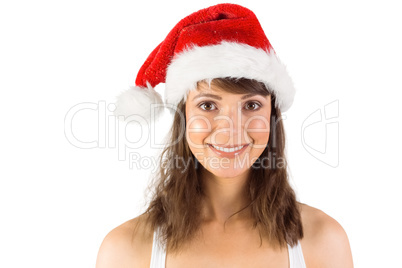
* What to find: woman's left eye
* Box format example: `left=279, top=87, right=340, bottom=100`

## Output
left=244, top=101, right=262, bottom=110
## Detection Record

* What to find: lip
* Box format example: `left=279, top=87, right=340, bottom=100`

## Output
left=209, top=144, right=249, bottom=148
left=208, top=143, right=250, bottom=158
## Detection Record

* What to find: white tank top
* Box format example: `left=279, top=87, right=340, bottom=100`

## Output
left=150, top=227, right=306, bottom=268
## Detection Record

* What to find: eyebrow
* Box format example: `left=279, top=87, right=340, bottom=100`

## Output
left=192, top=93, right=261, bottom=101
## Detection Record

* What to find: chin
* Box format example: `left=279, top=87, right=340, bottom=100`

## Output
left=201, top=161, right=251, bottom=179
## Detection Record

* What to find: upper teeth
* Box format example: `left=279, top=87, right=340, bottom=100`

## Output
left=211, top=144, right=245, bottom=153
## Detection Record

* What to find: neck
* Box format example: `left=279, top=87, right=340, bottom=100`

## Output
left=199, top=167, right=252, bottom=225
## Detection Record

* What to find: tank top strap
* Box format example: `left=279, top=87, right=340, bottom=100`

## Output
left=287, top=240, right=307, bottom=268
left=150, top=227, right=166, bottom=268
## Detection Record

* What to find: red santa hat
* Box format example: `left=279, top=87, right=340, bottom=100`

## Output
left=114, top=3, right=296, bottom=121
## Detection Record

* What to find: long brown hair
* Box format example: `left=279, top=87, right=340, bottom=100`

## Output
left=140, top=77, right=303, bottom=253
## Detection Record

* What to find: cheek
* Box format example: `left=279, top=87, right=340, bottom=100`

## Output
left=186, top=117, right=212, bottom=147
left=246, top=117, right=270, bottom=144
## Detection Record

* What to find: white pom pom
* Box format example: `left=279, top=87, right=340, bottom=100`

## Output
left=113, top=84, right=164, bottom=123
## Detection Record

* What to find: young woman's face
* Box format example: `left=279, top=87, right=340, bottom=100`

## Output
left=185, top=81, right=272, bottom=178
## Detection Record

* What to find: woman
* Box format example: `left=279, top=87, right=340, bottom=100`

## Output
left=96, top=4, right=353, bottom=267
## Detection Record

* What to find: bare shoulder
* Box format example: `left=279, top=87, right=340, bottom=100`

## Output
left=298, top=203, right=354, bottom=268
left=95, top=213, right=154, bottom=268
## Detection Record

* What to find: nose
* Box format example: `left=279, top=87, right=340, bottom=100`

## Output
left=216, top=104, right=240, bottom=131
left=211, top=104, right=244, bottom=144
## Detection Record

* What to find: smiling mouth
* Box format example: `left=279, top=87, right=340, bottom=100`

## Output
left=208, top=144, right=248, bottom=153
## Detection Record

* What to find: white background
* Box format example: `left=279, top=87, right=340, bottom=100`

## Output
left=1, top=0, right=401, bottom=267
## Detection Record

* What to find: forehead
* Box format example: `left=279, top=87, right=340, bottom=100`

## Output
left=185, top=81, right=218, bottom=100
left=189, top=80, right=248, bottom=96
left=186, top=79, right=269, bottom=101
left=197, top=80, right=223, bottom=92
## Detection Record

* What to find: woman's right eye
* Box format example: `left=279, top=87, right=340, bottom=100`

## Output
left=198, top=101, right=217, bottom=111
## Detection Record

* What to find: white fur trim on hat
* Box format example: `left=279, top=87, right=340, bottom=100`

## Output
left=165, top=41, right=295, bottom=112
left=113, top=83, right=164, bottom=122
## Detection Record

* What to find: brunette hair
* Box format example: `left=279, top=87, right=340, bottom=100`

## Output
left=139, top=77, right=303, bottom=253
